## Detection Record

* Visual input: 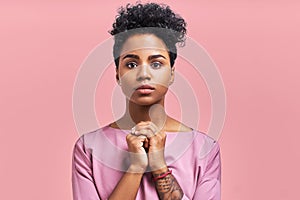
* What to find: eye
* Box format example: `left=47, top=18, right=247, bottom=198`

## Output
left=150, top=61, right=162, bottom=69
left=126, top=62, right=138, bottom=69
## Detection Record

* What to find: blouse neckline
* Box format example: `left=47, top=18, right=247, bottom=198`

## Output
left=105, top=124, right=194, bottom=134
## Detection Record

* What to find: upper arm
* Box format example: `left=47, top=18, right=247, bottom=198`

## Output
left=193, top=141, right=221, bottom=200
left=72, top=137, right=101, bottom=200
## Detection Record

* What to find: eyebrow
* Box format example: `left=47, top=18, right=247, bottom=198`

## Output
left=121, top=54, right=167, bottom=61
left=148, top=54, right=167, bottom=60
left=122, top=54, right=139, bottom=60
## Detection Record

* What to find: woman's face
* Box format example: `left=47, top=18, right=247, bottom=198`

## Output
left=116, top=34, right=175, bottom=106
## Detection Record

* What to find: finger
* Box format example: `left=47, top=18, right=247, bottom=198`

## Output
left=139, top=121, right=162, bottom=134
left=135, top=123, right=157, bottom=135
left=147, top=122, right=160, bottom=133
left=126, top=133, right=146, bottom=144
left=134, top=129, right=155, bottom=138
left=126, top=133, right=134, bottom=140
left=136, top=141, right=144, bottom=147
left=143, top=138, right=149, bottom=149
left=134, top=123, right=151, bottom=131
left=133, top=135, right=147, bottom=146
left=137, top=135, right=147, bottom=141
left=139, top=121, right=162, bottom=130
left=136, top=121, right=148, bottom=125
left=130, top=126, right=136, bottom=135
left=132, top=138, right=146, bottom=148
left=155, top=131, right=166, bottom=138
left=131, top=123, right=150, bottom=135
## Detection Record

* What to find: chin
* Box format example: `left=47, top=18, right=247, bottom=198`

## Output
left=129, top=97, right=163, bottom=106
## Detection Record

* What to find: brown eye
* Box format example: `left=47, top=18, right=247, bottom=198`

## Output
left=126, top=62, right=138, bottom=69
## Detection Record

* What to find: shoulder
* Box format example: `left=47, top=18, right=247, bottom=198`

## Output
left=166, top=117, right=193, bottom=132
left=75, top=128, right=101, bottom=143
left=192, top=130, right=218, bottom=145
left=189, top=129, right=220, bottom=160
left=74, top=125, right=113, bottom=149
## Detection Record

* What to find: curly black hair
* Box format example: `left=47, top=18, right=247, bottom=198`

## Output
left=109, top=2, right=187, bottom=68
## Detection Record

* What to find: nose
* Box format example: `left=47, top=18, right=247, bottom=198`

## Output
left=136, top=64, right=151, bottom=81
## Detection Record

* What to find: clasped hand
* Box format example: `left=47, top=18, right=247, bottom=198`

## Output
left=126, top=121, right=167, bottom=173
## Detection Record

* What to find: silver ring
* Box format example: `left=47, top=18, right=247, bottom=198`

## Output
left=131, top=127, right=136, bottom=135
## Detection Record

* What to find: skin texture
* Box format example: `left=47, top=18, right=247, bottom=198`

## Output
left=108, top=34, right=186, bottom=200
left=117, top=33, right=174, bottom=107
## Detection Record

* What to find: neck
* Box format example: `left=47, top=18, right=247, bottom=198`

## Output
left=120, top=99, right=168, bottom=130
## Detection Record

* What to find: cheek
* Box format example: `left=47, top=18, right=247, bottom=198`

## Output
left=119, top=70, right=135, bottom=84
left=118, top=74, right=136, bottom=97
left=154, top=71, right=172, bottom=86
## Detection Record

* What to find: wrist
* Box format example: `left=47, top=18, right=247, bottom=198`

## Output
left=149, top=159, right=167, bottom=171
left=152, top=169, right=172, bottom=182
left=127, top=165, right=147, bottom=174
left=151, top=165, right=168, bottom=175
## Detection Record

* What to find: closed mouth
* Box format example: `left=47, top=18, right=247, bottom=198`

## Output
left=136, top=85, right=155, bottom=90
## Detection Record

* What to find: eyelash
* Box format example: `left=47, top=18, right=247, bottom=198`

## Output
left=125, top=61, right=163, bottom=69
left=150, top=62, right=162, bottom=69
left=126, top=62, right=138, bottom=69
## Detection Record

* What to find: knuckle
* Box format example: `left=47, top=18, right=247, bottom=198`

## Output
left=126, top=134, right=131, bottom=140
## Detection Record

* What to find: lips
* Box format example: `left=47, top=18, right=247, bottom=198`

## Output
left=136, top=84, right=155, bottom=90
left=135, top=84, right=155, bottom=94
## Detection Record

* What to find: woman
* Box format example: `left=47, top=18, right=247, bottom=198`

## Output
left=72, top=3, right=221, bottom=200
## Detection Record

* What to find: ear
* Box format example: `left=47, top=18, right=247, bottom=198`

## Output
left=115, top=68, right=121, bottom=86
left=169, top=67, right=175, bottom=85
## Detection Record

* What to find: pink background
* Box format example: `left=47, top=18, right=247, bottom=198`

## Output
left=1, top=0, right=300, bottom=199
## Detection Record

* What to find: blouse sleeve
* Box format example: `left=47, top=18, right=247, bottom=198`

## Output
left=72, top=137, right=101, bottom=200
left=193, top=141, right=221, bottom=200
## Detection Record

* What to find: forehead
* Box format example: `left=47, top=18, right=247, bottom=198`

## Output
left=120, top=34, right=168, bottom=55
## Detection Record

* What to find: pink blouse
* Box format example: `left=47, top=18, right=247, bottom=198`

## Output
left=72, top=125, right=221, bottom=200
